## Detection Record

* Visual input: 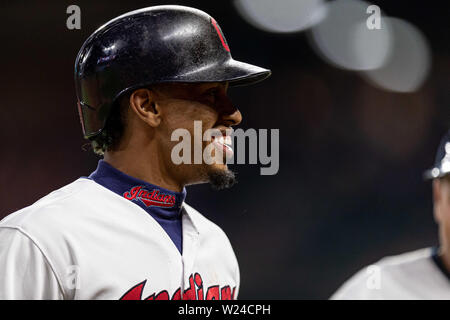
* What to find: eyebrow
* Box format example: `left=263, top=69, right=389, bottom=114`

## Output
left=203, top=86, right=220, bottom=93
left=203, top=82, right=228, bottom=91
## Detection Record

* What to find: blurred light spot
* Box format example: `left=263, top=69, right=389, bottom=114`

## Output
left=233, top=0, right=326, bottom=33
left=309, top=0, right=392, bottom=71
left=363, top=18, right=431, bottom=93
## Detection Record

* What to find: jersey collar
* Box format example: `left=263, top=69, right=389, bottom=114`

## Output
left=88, top=160, right=187, bottom=219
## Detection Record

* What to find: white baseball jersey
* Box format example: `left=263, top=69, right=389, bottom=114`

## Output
left=331, top=247, right=450, bottom=300
left=0, top=177, right=239, bottom=300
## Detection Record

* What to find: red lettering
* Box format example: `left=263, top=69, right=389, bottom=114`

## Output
left=155, top=290, right=169, bottom=300
left=123, top=186, right=142, bottom=200
left=139, top=190, right=148, bottom=198
left=221, top=286, right=232, bottom=300
left=119, top=280, right=146, bottom=300
left=150, top=189, right=158, bottom=200
left=171, top=288, right=181, bottom=300
left=206, top=285, right=220, bottom=300
left=194, top=273, right=204, bottom=300
left=119, top=274, right=235, bottom=301
left=183, top=275, right=196, bottom=300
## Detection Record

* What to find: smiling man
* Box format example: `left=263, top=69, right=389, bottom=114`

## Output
left=0, top=6, right=270, bottom=299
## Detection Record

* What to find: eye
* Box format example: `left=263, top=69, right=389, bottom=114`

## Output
left=204, top=88, right=218, bottom=97
left=201, top=88, right=219, bottom=104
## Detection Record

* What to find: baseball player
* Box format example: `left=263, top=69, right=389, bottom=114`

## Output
left=0, top=6, right=270, bottom=299
left=332, top=131, right=450, bottom=299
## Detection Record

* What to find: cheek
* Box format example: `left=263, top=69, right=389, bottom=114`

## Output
left=164, top=101, right=216, bottom=129
left=160, top=102, right=218, bottom=158
left=442, top=198, right=450, bottom=216
left=437, top=194, right=450, bottom=225
left=442, top=218, right=450, bottom=244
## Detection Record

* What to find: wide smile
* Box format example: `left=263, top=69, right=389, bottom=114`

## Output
left=211, top=128, right=234, bottom=160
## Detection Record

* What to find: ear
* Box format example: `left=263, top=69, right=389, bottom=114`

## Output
left=433, top=179, right=442, bottom=223
left=129, top=88, right=161, bottom=127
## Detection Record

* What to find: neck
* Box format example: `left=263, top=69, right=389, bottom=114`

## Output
left=104, top=147, right=184, bottom=193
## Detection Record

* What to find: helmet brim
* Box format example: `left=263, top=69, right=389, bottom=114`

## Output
left=225, top=59, right=272, bottom=86
left=172, top=58, right=271, bottom=87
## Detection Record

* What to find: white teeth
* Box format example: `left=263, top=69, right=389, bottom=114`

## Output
left=215, top=136, right=231, bottom=146
left=224, top=135, right=232, bottom=146
left=214, top=136, right=232, bottom=149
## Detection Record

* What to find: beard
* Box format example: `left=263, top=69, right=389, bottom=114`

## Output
left=207, top=168, right=237, bottom=190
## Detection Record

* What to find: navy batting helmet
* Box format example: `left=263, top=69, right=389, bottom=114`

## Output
left=424, top=130, right=450, bottom=180
left=74, top=5, right=271, bottom=138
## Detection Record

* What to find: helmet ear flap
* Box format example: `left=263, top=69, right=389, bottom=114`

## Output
left=77, top=101, right=86, bottom=136
left=77, top=101, right=105, bottom=138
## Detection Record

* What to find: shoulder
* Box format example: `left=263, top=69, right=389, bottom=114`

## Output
left=376, top=247, right=433, bottom=270
left=0, top=178, right=107, bottom=234
left=331, top=248, right=434, bottom=300
left=378, top=248, right=432, bottom=268
left=372, top=247, right=435, bottom=283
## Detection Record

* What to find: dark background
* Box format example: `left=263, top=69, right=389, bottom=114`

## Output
left=1, top=1, right=449, bottom=299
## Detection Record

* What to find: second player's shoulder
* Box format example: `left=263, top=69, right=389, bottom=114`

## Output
left=370, top=248, right=438, bottom=285
left=331, top=248, right=435, bottom=300
left=376, top=247, right=433, bottom=267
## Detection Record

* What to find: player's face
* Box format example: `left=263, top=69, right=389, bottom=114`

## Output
left=433, top=177, right=450, bottom=251
left=153, top=82, right=242, bottom=188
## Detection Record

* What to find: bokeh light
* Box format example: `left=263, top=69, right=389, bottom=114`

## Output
left=233, top=0, right=326, bottom=33
left=308, top=0, right=392, bottom=71
left=363, top=18, right=431, bottom=93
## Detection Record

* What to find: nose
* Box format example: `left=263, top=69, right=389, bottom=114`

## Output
left=222, top=108, right=242, bottom=127
left=217, top=94, right=242, bottom=127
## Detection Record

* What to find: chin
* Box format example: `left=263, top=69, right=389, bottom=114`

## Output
left=210, top=162, right=229, bottom=172
left=205, top=164, right=236, bottom=190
